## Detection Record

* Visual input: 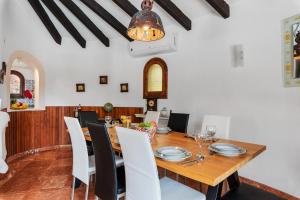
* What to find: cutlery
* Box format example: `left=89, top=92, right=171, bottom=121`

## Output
left=180, top=154, right=204, bottom=166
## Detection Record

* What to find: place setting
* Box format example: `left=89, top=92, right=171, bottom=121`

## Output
left=154, top=146, right=192, bottom=162
left=194, top=125, right=247, bottom=158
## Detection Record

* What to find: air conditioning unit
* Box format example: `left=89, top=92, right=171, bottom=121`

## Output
left=129, top=34, right=177, bottom=57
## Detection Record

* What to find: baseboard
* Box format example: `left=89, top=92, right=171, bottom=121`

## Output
left=6, top=145, right=72, bottom=163
left=240, top=176, right=299, bottom=200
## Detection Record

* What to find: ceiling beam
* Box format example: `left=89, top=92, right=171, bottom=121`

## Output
left=41, top=0, right=86, bottom=48
left=111, top=0, right=138, bottom=17
left=154, top=0, right=191, bottom=31
left=28, top=0, right=62, bottom=45
left=206, top=0, right=230, bottom=19
left=59, top=0, right=109, bottom=47
left=80, top=0, right=133, bottom=42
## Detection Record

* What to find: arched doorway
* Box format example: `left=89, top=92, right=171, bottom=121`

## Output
left=4, top=51, right=45, bottom=110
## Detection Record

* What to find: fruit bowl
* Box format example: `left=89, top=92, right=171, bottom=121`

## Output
left=134, top=121, right=157, bottom=142
left=11, top=102, right=29, bottom=110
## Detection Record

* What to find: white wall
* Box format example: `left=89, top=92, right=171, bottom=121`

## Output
left=1, top=0, right=300, bottom=197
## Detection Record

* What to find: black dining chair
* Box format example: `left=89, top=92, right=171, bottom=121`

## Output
left=167, top=113, right=190, bottom=133
left=78, top=111, right=103, bottom=156
left=78, top=111, right=105, bottom=128
left=87, top=123, right=125, bottom=200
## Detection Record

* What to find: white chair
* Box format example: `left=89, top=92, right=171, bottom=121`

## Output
left=144, top=111, right=160, bottom=124
left=201, top=115, right=231, bottom=139
left=0, top=111, right=10, bottom=174
left=116, top=127, right=206, bottom=200
left=64, top=117, right=96, bottom=200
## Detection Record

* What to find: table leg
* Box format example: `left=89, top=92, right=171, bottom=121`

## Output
left=206, top=181, right=223, bottom=200
left=227, top=171, right=240, bottom=191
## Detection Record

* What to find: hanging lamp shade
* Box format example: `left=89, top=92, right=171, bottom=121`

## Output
left=127, top=0, right=165, bottom=42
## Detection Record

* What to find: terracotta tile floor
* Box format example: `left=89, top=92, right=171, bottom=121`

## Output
left=0, top=148, right=200, bottom=200
left=1, top=149, right=290, bottom=200
left=0, top=149, right=97, bottom=200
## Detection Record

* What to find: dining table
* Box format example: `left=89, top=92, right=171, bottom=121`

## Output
left=82, top=127, right=266, bottom=200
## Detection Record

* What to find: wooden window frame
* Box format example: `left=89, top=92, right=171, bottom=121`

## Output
left=143, top=57, right=168, bottom=99
left=10, top=70, right=25, bottom=99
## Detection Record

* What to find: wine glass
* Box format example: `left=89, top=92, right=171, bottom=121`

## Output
left=193, top=130, right=208, bottom=158
left=105, top=116, right=112, bottom=126
left=206, top=125, right=216, bottom=141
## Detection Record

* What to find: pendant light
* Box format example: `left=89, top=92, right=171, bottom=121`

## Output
left=127, top=0, right=165, bottom=42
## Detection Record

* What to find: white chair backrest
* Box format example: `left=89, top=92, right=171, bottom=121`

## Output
left=144, top=111, right=160, bottom=124
left=64, top=117, right=89, bottom=184
left=0, top=111, right=10, bottom=160
left=201, top=115, right=231, bottom=139
left=116, top=127, right=161, bottom=200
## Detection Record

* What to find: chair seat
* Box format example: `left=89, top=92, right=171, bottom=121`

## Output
left=115, top=155, right=124, bottom=167
left=160, top=177, right=206, bottom=200
left=88, top=155, right=96, bottom=174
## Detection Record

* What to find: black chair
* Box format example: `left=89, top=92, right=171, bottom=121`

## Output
left=87, top=123, right=125, bottom=200
left=78, top=111, right=105, bottom=128
left=167, top=113, right=190, bottom=133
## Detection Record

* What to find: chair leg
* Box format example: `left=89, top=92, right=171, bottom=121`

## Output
left=164, top=169, right=167, bottom=177
left=85, top=184, right=89, bottom=200
left=71, top=177, right=75, bottom=200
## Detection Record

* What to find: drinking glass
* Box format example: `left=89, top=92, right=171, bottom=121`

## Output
left=206, top=125, right=216, bottom=141
left=105, top=116, right=112, bottom=125
left=194, top=130, right=209, bottom=157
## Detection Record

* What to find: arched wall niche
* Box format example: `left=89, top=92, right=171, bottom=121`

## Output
left=4, top=50, right=45, bottom=111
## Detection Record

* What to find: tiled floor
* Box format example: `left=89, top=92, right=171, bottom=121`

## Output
left=0, top=148, right=96, bottom=200
left=0, top=149, right=292, bottom=200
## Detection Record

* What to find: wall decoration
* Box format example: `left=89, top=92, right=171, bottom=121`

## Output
left=0, top=62, right=6, bottom=84
left=146, top=98, right=157, bottom=111
left=99, top=76, right=108, bottom=84
left=76, top=83, right=85, bottom=92
left=120, top=83, right=129, bottom=93
left=282, top=14, right=300, bottom=87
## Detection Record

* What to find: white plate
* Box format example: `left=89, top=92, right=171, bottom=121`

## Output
left=154, top=151, right=192, bottom=162
left=209, top=143, right=246, bottom=157
left=155, top=146, right=192, bottom=162
left=157, top=146, right=186, bottom=157
left=157, top=127, right=171, bottom=134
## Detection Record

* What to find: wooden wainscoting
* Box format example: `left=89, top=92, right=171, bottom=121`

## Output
left=5, top=106, right=143, bottom=158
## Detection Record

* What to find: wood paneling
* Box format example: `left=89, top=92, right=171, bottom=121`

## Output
left=5, top=106, right=143, bottom=158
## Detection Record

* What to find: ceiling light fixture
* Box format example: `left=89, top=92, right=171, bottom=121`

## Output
left=127, top=0, right=165, bottom=42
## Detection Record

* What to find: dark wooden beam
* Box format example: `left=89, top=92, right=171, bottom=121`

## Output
left=206, top=0, right=230, bottom=19
left=28, top=0, right=62, bottom=44
left=41, top=0, right=86, bottom=48
left=80, top=0, right=132, bottom=42
left=154, top=0, right=191, bottom=31
left=59, top=0, right=109, bottom=47
left=111, top=0, right=138, bottom=17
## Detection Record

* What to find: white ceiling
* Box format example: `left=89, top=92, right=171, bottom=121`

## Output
left=40, top=0, right=240, bottom=41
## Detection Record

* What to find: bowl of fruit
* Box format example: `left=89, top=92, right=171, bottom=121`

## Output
left=11, top=102, right=29, bottom=110
left=135, top=121, right=158, bottom=142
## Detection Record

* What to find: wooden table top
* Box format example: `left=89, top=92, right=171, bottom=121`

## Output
left=83, top=127, right=266, bottom=187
